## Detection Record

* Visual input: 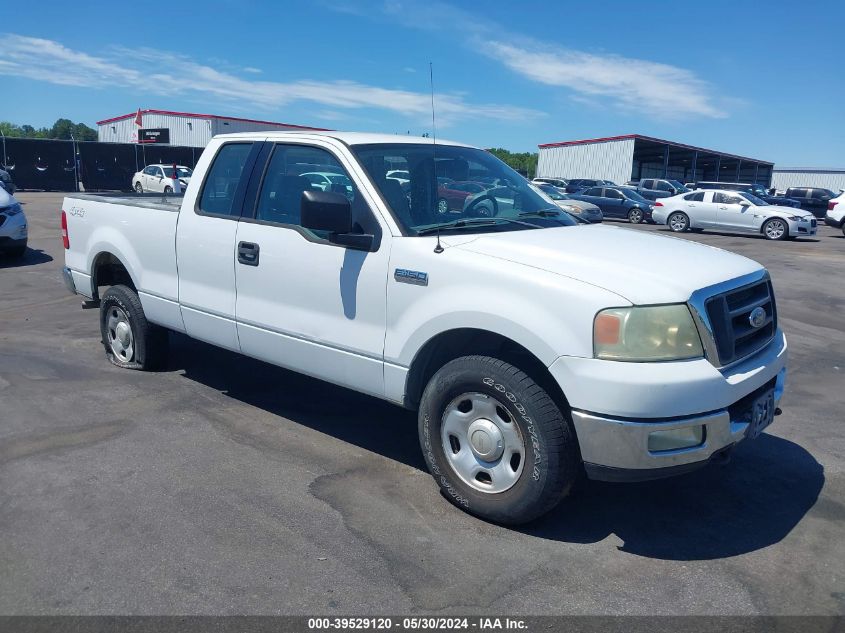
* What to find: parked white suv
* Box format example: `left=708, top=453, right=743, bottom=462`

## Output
left=132, top=164, right=193, bottom=193
left=826, top=192, right=845, bottom=235
left=653, top=189, right=817, bottom=240
left=62, top=131, right=787, bottom=524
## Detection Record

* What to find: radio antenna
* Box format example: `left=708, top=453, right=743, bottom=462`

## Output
left=429, top=61, right=437, bottom=146
left=429, top=62, right=445, bottom=254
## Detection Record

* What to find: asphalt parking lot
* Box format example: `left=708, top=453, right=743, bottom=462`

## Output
left=1, top=192, right=843, bottom=616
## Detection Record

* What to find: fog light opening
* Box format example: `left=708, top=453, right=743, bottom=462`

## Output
left=648, top=425, right=705, bottom=452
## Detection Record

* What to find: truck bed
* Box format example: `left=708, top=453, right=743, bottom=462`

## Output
left=63, top=192, right=183, bottom=331
left=70, top=192, right=184, bottom=213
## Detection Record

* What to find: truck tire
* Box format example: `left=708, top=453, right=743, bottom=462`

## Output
left=99, top=285, right=168, bottom=371
left=418, top=355, right=580, bottom=525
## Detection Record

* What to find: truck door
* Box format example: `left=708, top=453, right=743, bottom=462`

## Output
left=233, top=140, right=390, bottom=398
left=176, top=141, right=263, bottom=351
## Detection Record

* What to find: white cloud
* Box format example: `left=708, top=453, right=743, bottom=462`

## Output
left=324, top=0, right=731, bottom=120
left=242, top=67, right=262, bottom=74
left=0, top=33, right=541, bottom=127
left=485, top=42, right=727, bottom=119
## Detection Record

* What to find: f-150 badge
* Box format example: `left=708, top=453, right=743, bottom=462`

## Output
left=394, top=269, right=428, bottom=286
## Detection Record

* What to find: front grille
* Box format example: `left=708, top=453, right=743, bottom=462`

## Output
left=704, top=279, right=776, bottom=366
left=0, top=215, right=6, bottom=228
left=811, top=219, right=817, bottom=227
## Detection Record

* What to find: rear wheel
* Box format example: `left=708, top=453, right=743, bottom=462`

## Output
left=762, top=218, right=788, bottom=241
left=627, top=207, right=644, bottom=224
left=418, top=355, right=580, bottom=525
left=134, top=182, right=143, bottom=193
left=99, top=285, right=168, bottom=370
left=668, top=211, right=690, bottom=232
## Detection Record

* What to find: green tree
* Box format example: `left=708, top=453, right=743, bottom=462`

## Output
left=0, top=119, right=98, bottom=141
left=487, top=147, right=539, bottom=178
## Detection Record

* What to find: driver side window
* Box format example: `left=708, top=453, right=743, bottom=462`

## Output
left=254, top=144, right=362, bottom=241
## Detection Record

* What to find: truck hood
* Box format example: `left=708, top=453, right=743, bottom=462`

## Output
left=450, top=224, right=763, bottom=305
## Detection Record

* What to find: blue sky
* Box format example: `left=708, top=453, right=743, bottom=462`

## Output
left=3, top=0, right=843, bottom=166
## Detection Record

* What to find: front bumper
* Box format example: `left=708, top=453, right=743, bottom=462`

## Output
left=825, top=214, right=843, bottom=228
left=550, top=330, right=787, bottom=477
left=786, top=217, right=817, bottom=236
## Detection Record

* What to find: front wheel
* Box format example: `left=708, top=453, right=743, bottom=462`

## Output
left=627, top=207, right=644, bottom=224
left=164, top=185, right=173, bottom=194
left=418, top=355, right=580, bottom=525
left=668, top=211, right=690, bottom=232
left=762, top=218, right=788, bottom=240
left=99, top=285, right=168, bottom=370
left=134, top=182, right=143, bottom=193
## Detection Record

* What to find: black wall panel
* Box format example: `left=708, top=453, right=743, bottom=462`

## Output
left=0, top=138, right=199, bottom=191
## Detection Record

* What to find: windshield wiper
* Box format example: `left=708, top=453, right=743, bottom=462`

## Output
left=519, top=208, right=561, bottom=218
left=415, top=216, right=538, bottom=235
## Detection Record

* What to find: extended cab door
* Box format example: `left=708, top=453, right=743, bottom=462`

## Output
left=233, top=140, right=390, bottom=398
left=176, top=141, right=264, bottom=351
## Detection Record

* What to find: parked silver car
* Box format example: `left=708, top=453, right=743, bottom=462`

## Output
left=0, top=188, right=27, bottom=258
left=536, top=183, right=603, bottom=223
left=653, top=189, right=817, bottom=240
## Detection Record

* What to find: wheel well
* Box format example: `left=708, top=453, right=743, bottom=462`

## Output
left=91, top=252, right=135, bottom=299
left=403, top=328, right=569, bottom=414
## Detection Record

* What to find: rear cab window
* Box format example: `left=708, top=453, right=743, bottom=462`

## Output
left=197, top=143, right=255, bottom=217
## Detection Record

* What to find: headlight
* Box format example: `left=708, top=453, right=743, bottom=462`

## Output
left=594, top=304, right=704, bottom=361
left=787, top=216, right=804, bottom=221
left=0, top=202, right=22, bottom=216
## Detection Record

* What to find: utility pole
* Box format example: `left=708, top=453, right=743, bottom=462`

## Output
left=70, top=133, right=80, bottom=192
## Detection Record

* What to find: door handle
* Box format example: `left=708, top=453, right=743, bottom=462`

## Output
left=718, top=205, right=728, bottom=209
left=237, top=241, right=260, bottom=266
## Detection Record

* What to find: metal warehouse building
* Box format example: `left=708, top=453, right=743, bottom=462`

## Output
left=97, top=109, right=326, bottom=148
left=538, top=134, right=774, bottom=187
left=770, top=167, right=845, bottom=193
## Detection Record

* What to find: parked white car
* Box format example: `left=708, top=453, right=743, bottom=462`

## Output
left=62, top=131, right=787, bottom=524
left=300, top=171, right=354, bottom=199
left=825, top=191, right=845, bottom=236
left=132, top=164, right=193, bottom=194
left=0, top=187, right=27, bottom=258
left=653, top=189, right=817, bottom=240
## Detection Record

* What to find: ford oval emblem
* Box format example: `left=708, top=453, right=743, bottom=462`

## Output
left=749, top=306, right=767, bottom=329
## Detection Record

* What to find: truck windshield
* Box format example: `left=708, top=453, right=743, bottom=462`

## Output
left=740, top=192, right=768, bottom=206
left=667, top=180, right=690, bottom=193
left=352, top=143, right=577, bottom=234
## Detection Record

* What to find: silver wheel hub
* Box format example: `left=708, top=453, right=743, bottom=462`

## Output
left=106, top=306, right=134, bottom=362
left=766, top=221, right=784, bottom=238
left=441, top=392, right=525, bottom=494
left=467, top=418, right=504, bottom=461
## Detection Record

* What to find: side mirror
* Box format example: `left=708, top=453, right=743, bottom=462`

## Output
left=301, top=190, right=374, bottom=251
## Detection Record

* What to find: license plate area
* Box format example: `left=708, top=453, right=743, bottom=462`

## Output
left=747, top=388, right=775, bottom=439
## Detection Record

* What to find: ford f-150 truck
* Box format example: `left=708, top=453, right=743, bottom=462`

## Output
left=62, top=131, right=787, bottom=524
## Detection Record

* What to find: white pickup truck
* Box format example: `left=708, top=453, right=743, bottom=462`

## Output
left=62, top=131, right=787, bottom=524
